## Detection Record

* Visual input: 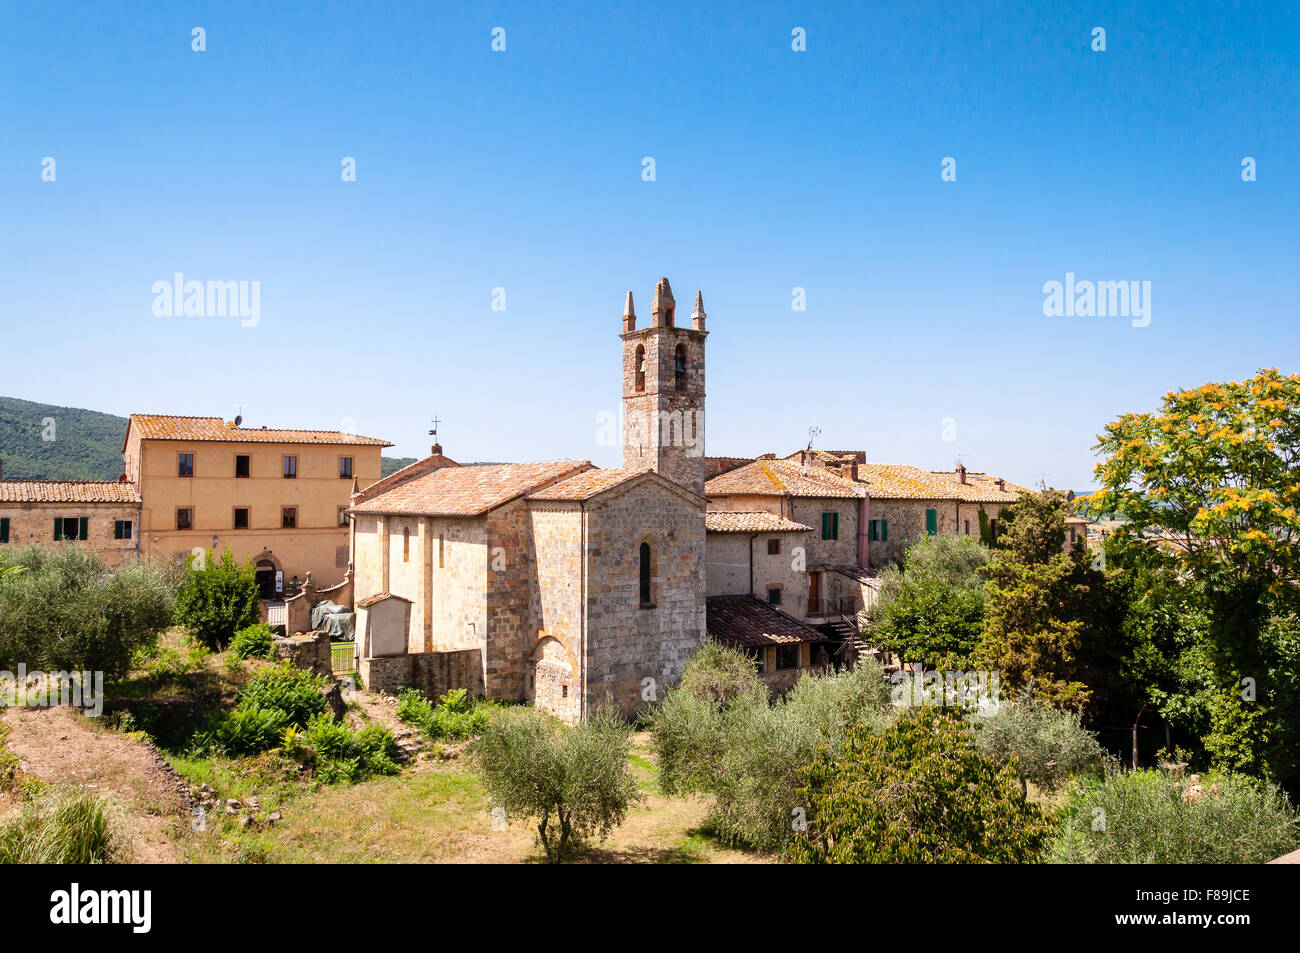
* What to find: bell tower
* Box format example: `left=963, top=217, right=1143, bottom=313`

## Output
left=621, top=278, right=707, bottom=496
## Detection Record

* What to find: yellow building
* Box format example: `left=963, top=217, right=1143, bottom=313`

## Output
left=123, top=415, right=390, bottom=593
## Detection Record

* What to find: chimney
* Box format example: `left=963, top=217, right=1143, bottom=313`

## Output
left=995, top=478, right=1005, bottom=492
left=622, top=290, right=636, bottom=333
left=956, top=463, right=967, bottom=485
left=847, top=461, right=858, bottom=481
left=691, top=290, right=706, bottom=331
left=431, top=442, right=443, bottom=455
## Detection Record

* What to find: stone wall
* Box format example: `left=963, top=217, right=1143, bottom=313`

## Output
left=526, top=503, right=585, bottom=719
left=705, top=530, right=810, bottom=619
left=272, top=630, right=332, bottom=678
left=359, top=648, right=484, bottom=698
left=865, top=500, right=1009, bottom=567
left=790, top=497, right=860, bottom=568
left=0, top=501, right=142, bottom=567
left=582, top=478, right=706, bottom=719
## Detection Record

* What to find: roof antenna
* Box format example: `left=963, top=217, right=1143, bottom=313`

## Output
left=233, top=403, right=243, bottom=428
left=806, top=426, right=821, bottom=452
left=428, top=416, right=442, bottom=455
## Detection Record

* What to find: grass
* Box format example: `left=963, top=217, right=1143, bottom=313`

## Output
left=0, top=785, right=129, bottom=863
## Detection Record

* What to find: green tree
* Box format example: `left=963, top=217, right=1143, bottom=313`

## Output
left=472, top=707, right=642, bottom=863
left=970, top=689, right=1110, bottom=797
left=1089, top=368, right=1300, bottom=781
left=790, top=707, right=1052, bottom=863
left=975, top=490, right=1100, bottom=709
left=869, top=536, right=990, bottom=664
left=173, top=547, right=260, bottom=650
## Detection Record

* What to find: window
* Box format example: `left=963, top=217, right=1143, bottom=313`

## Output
left=964, top=519, right=970, bottom=535
left=767, top=538, right=781, bottom=555
left=639, top=541, right=653, bottom=606
left=178, top=453, right=194, bottom=477
left=235, top=455, right=250, bottom=478
left=233, top=508, right=249, bottom=530
left=821, top=511, right=839, bottom=540
left=990, top=518, right=1000, bottom=541
left=281, top=507, right=297, bottom=529
left=0, top=517, right=8, bottom=543
left=438, top=534, right=445, bottom=568
left=403, top=527, right=410, bottom=562
left=338, top=507, right=349, bottom=527
left=634, top=345, right=646, bottom=392
left=925, top=508, right=938, bottom=535
left=339, top=456, right=353, bottom=479
left=777, top=644, right=800, bottom=670
left=767, top=585, right=782, bottom=606
left=745, top=646, right=765, bottom=674
left=674, top=344, right=687, bottom=390
left=55, top=517, right=86, bottom=541
left=282, top=456, right=297, bottom=479
left=113, top=520, right=133, bottom=540
left=881, top=519, right=888, bottom=541
left=868, top=519, right=879, bottom=541
left=176, top=508, right=193, bottom=531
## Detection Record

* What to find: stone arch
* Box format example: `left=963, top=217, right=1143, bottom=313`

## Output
left=253, top=549, right=282, bottom=599
left=530, top=630, right=580, bottom=722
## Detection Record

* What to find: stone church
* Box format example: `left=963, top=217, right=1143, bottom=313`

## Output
left=348, top=278, right=710, bottom=721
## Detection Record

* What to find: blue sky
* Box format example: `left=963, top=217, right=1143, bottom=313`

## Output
left=2, top=0, right=1296, bottom=489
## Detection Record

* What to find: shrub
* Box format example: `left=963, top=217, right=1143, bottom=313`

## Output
left=282, top=715, right=401, bottom=784
left=234, top=665, right=327, bottom=727
left=0, top=546, right=176, bottom=678
left=970, top=690, right=1111, bottom=796
left=790, top=707, right=1052, bottom=863
left=673, top=639, right=769, bottom=709
left=0, top=785, right=129, bottom=864
left=173, top=547, right=259, bottom=650
left=473, top=706, right=641, bottom=863
left=396, top=687, right=494, bottom=741
left=229, top=622, right=275, bottom=661
left=652, top=643, right=893, bottom=851
left=209, top=705, right=292, bottom=756
left=1049, top=768, right=1300, bottom=864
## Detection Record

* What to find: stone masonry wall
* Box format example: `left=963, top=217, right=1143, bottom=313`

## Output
left=0, top=501, right=142, bottom=567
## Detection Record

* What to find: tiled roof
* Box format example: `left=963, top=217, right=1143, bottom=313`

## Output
left=527, top=467, right=652, bottom=501
left=706, top=595, right=826, bottom=647
left=0, top=481, right=141, bottom=504
left=127, top=415, right=392, bottom=447
left=705, top=459, right=865, bottom=499
left=856, top=464, right=1026, bottom=503
left=705, top=511, right=812, bottom=533
left=356, top=592, right=410, bottom=608
left=830, top=565, right=879, bottom=585
left=351, top=460, right=592, bottom=517
left=705, top=456, right=754, bottom=479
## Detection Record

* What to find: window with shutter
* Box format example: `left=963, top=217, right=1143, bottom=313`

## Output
left=926, top=508, right=938, bottom=535
left=881, top=519, right=888, bottom=541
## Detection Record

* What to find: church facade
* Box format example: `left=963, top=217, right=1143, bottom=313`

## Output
left=348, top=278, right=709, bottom=721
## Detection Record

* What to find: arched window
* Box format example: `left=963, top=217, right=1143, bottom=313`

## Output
left=674, top=344, right=687, bottom=390
left=634, top=345, right=646, bottom=392
left=639, top=541, right=652, bottom=606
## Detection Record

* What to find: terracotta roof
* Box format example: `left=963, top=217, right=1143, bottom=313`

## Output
left=351, top=460, right=592, bottom=517
left=0, top=481, right=141, bottom=504
left=705, top=459, right=865, bottom=499
left=830, top=565, right=879, bottom=585
left=856, top=464, right=1026, bottom=503
left=705, top=456, right=754, bottom=479
left=706, top=595, right=826, bottom=647
left=356, top=592, right=410, bottom=608
left=527, top=467, right=652, bottom=501
left=705, top=512, right=812, bottom=533
left=126, top=415, right=392, bottom=447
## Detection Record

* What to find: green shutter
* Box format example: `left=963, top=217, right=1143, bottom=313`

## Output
left=882, top=519, right=888, bottom=541
left=831, top=512, right=839, bottom=540
left=79, top=517, right=89, bottom=540
left=926, top=509, right=938, bottom=535
left=821, top=513, right=830, bottom=540
left=54, top=518, right=63, bottom=541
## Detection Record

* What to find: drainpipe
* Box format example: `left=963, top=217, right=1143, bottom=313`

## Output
left=748, top=533, right=758, bottom=596
left=857, top=492, right=870, bottom=569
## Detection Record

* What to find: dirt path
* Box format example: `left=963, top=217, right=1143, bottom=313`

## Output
left=0, top=706, right=192, bottom=863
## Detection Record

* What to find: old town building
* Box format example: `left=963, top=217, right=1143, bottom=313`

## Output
left=0, top=478, right=141, bottom=567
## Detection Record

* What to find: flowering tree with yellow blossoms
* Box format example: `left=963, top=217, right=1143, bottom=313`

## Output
left=1088, top=368, right=1300, bottom=780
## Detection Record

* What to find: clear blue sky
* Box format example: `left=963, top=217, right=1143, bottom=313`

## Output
left=3, top=0, right=1296, bottom=489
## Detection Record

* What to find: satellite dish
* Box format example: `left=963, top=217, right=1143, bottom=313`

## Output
left=234, top=415, right=243, bottom=426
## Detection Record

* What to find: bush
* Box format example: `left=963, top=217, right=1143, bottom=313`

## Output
left=234, top=665, right=328, bottom=727
left=1049, top=768, right=1300, bottom=864
left=282, top=715, right=401, bottom=784
left=0, top=546, right=176, bottom=678
left=396, top=687, right=495, bottom=741
left=173, top=547, right=259, bottom=649
left=0, top=785, right=129, bottom=863
left=652, top=643, right=893, bottom=851
left=209, top=705, right=292, bottom=756
left=790, top=707, right=1052, bottom=863
left=229, top=622, right=275, bottom=661
left=473, top=706, right=641, bottom=863
left=970, top=690, right=1111, bottom=796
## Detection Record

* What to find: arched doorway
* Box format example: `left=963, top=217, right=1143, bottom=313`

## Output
left=255, top=560, right=279, bottom=599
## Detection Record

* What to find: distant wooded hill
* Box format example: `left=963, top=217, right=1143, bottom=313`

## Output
left=0, top=396, right=416, bottom=482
